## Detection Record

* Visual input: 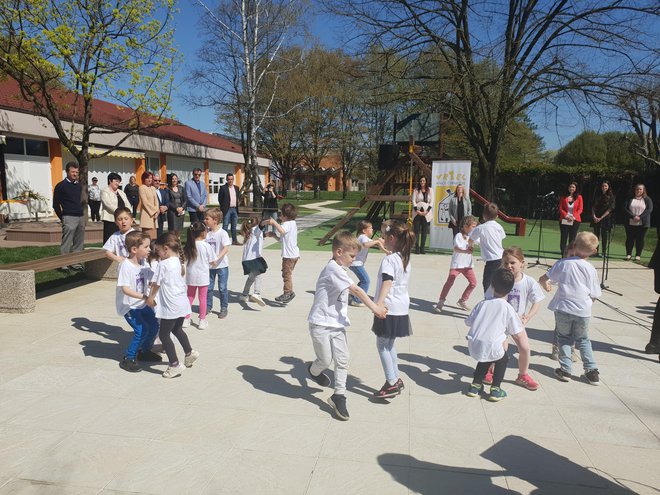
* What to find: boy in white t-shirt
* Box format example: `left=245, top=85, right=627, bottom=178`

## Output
left=469, top=203, right=506, bottom=292
left=103, top=207, right=135, bottom=263
left=465, top=268, right=527, bottom=402
left=205, top=209, right=231, bottom=319
left=540, top=232, right=602, bottom=385
left=307, top=231, right=387, bottom=421
left=267, top=203, right=299, bottom=304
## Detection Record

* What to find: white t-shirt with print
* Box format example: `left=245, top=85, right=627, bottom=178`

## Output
left=546, top=257, right=601, bottom=317
left=450, top=233, right=473, bottom=269
left=116, top=258, right=151, bottom=316
left=206, top=228, right=230, bottom=269
left=152, top=256, right=191, bottom=319
left=485, top=273, right=545, bottom=316
left=280, top=220, right=300, bottom=258
left=186, top=240, right=215, bottom=286
left=469, top=221, right=505, bottom=261
left=465, top=298, right=524, bottom=362
left=242, top=225, right=264, bottom=261
left=351, top=234, right=371, bottom=267
left=374, top=253, right=410, bottom=316
left=103, top=228, right=134, bottom=258
left=307, top=259, right=354, bottom=328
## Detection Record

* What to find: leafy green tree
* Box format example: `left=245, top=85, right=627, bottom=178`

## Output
left=555, top=131, right=607, bottom=168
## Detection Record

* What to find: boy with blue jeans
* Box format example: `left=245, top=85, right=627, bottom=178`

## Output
left=205, top=208, right=231, bottom=319
left=540, top=232, right=602, bottom=385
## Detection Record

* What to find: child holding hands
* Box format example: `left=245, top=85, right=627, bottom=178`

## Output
left=267, top=203, right=300, bottom=304
left=349, top=220, right=389, bottom=307
left=205, top=208, right=231, bottom=319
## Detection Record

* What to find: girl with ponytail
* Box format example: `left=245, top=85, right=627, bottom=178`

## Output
left=183, top=222, right=216, bottom=330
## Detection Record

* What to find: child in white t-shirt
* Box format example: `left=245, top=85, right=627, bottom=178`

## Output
left=469, top=203, right=506, bottom=292
left=307, top=231, right=387, bottom=421
left=436, top=215, right=478, bottom=312
left=183, top=222, right=216, bottom=330
left=348, top=220, right=388, bottom=307
left=116, top=231, right=161, bottom=372
left=484, top=247, right=544, bottom=391
left=103, top=207, right=135, bottom=263
left=146, top=233, right=199, bottom=379
left=205, top=209, right=231, bottom=319
left=267, top=203, right=300, bottom=304
left=240, top=217, right=270, bottom=307
left=465, top=268, right=528, bottom=401
left=540, top=232, right=602, bottom=385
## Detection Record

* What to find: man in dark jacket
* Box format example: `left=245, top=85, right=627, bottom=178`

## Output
left=217, top=173, right=241, bottom=245
left=52, top=161, right=85, bottom=270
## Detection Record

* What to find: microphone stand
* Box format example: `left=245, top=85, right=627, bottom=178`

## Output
left=600, top=221, right=622, bottom=296
left=528, top=192, right=554, bottom=268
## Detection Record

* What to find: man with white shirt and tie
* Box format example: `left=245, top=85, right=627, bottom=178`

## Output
left=218, top=173, right=242, bottom=245
left=153, top=174, right=169, bottom=237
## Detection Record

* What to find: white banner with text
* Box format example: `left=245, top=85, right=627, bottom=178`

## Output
left=430, top=160, right=471, bottom=249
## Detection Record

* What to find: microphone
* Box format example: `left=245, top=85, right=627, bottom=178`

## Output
left=542, top=191, right=554, bottom=198
left=496, top=188, right=506, bottom=192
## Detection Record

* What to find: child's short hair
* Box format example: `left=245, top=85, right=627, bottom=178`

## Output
left=491, top=268, right=515, bottom=296
left=356, top=220, right=372, bottom=234
left=483, top=203, right=499, bottom=221
left=113, top=207, right=132, bottom=220
left=281, top=203, right=298, bottom=220
left=332, top=230, right=360, bottom=251
left=502, top=246, right=525, bottom=263
left=125, top=231, right=149, bottom=251
left=206, top=207, right=223, bottom=222
left=573, top=232, right=599, bottom=257
left=459, top=215, right=478, bottom=231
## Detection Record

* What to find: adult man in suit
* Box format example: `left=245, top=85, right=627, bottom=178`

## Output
left=153, top=174, right=169, bottom=237
left=185, top=168, right=207, bottom=224
left=217, top=172, right=241, bottom=245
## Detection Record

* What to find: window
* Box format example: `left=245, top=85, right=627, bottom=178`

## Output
left=25, top=139, right=49, bottom=157
left=5, top=137, right=24, bottom=155
left=146, top=156, right=160, bottom=171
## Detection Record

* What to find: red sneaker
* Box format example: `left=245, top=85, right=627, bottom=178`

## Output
left=515, top=373, right=539, bottom=391
left=483, top=369, right=494, bottom=385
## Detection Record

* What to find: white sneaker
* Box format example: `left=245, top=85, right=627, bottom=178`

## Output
left=434, top=299, right=445, bottom=313
left=198, top=318, right=209, bottom=330
left=182, top=318, right=191, bottom=328
left=239, top=294, right=249, bottom=302
left=184, top=350, right=200, bottom=368
left=249, top=294, right=266, bottom=306
left=162, top=364, right=184, bottom=378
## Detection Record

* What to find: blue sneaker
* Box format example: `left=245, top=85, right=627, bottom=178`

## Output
left=466, top=382, right=482, bottom=397
left=487, top=386, right=507, bottom=402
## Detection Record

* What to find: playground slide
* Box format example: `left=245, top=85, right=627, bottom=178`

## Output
left=470, top=189, right=526, bottom=236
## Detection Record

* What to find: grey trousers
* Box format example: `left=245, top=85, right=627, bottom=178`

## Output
left=61, top=216, right=85, bottom=255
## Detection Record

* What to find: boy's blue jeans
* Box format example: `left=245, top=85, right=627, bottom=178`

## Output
left=124, top=306, right=159, bottom=360
left=555, top=311, right=597, bottom=373
left=208, top=267, right=229, bottom=312
left=349, top=265, right=370, bottom=303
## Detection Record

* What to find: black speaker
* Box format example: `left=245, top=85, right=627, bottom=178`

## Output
left=378, top=144, right=400, bottom=170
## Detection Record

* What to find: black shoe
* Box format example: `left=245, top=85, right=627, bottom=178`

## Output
left=420, top=248, right=426, bottom=254
left=644, top=343, right=660, bottom=354
left=395, top=378, right=405, bottom=392
left=280, top=292, right=296, bottom=303
left=232, top=240, right=243, bottom=246
left=554, top=368, right=571, bottom=382
left=328, top=394, right=349, bottom=420
left=584, top=369, right=600, bottom=386
left=307, top=363, right=331, bottom=387
left=414, top=246, right=420, bottom=254
left=120, top=357, right=140, bottom=372
left=275, top=293, right=285, bottom=302
left=137, top=350, right=163, bottom=362
left=374, top=381, right=400, bottom=399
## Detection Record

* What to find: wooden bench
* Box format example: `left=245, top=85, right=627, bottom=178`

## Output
left=0, top=248, right=113, bottom=313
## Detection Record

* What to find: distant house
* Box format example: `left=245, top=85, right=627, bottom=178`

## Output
left=0, top=79, right=270, bottom=219
left=287, top=154, right=366, bottom=193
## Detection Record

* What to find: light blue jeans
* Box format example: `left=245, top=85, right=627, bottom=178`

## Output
left=555, top=311, right=597, bottom=373
left=349, top=265, right=370, bottom=303
left=207, top=267, right=229, bottom=312
left=377, top=336, right=399, bottom=384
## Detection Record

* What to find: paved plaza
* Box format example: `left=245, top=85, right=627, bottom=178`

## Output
left=0, top=213, right=658, bottom=494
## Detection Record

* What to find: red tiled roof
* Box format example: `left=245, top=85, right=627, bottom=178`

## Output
left=0, top=78, right=243, bottom=154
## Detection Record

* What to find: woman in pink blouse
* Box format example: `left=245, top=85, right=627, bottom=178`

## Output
left=624, top=184, right=654, bottom=261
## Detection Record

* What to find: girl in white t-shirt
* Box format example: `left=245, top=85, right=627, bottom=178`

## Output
left=146, top=233, right=199, bottom=379
left=436, top=215, right=479, bottom=313
left=348, top=220, right=389, bottom=307
left=240, top=217, right=269, bottom=307
left=183, top=222, right=216, bottom=330
left=484, top=247, right=543, bottom=390
left=372, top=220, right=415, bottom=399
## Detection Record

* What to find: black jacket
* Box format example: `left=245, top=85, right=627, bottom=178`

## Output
left=218, top=184, right=241, bottom=215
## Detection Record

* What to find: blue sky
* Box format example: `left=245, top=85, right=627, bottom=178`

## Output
left=169, top=0, right=626, bottom=152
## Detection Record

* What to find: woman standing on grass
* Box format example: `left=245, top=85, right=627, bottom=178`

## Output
left=591, top=181, right=615, bottom=257
left=624, top=184, right=653, bottom=261
left=558, top=182, right=583, bottom=256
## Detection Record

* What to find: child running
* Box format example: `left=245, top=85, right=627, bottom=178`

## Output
left=465, top=268, right=528, bottom=401
left=349, top=220, right=388, bottom=307
left=372, top=219, right=415, bottom=399
left=307, top=231, right=387, bottom=420
left=484, top=247, right=543, bottom=391
left=205, top=209, right=231, bottom=319
left=103, top=207, right=135, bottom=263
left=240, top=216, right=269, bottom=306
left=436, top=215, right=478, bottom=312
left=116, top=231, right=161, bottom=372
left=183, top=221, right=216, bottom=329
left=469, top=203, right=506, bottom=292
left=267, top=203, right=300, bottom=304
left=539, top=232, right=602, bottom=385
left=146, top=233, right=199, bottom=378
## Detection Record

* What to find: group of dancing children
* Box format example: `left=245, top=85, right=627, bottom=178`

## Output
left=104, top=203, right=301, bottom=377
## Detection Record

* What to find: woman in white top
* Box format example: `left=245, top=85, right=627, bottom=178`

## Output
left=101, top=172, right=130, bottom=243
left=624, top=184, right=654, bottom=261
left=412, top=176, right=434, bottom=254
